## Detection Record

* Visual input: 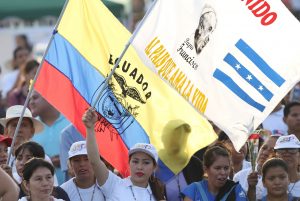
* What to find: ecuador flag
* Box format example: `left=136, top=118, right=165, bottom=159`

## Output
left=34, top=0, right=217, bottom=176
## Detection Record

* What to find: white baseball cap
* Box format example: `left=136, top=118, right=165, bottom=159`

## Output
left=0, top=105, right=43, bottom=134
left=68, top=141, right=87, bottom=159
left=274, top=134, right=300, bottom=150
left=128, top=143, right=158, bottom=163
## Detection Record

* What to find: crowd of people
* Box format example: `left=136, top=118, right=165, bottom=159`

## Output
left=1, top=0, right=300, bottom=201
left=0, top=102, right=300, bottom=201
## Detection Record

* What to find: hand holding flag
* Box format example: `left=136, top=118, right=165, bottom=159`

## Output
left=34, top=0, right=217, bottom=176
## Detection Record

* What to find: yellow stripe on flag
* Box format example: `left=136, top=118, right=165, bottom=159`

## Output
left=57, top=0, right=217, bottom=174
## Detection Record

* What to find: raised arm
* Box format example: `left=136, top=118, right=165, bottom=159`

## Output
left=0, top=168, right=19, bottom=201
left=247, top=171, right=258, bottom=201
left=83, top=108, right=109, bottom=186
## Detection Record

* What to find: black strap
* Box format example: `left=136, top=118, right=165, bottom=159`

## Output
left=215, top=180, right=237, bottom=201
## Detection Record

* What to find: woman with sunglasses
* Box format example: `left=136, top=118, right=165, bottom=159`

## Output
left=273, top=134, right=300, bottom=198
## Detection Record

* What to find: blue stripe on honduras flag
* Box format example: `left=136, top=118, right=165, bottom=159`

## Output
left=131, top=0, right=300, bottom=155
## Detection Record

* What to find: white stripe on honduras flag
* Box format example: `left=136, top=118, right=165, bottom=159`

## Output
left=213, top=38, right=285, bottom=112
left=131, top=0, right=300, bottom=151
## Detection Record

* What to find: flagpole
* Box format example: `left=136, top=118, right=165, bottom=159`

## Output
left=6, top=0, right=70, bottom=165
left=92, top=0, right=158, bottom=108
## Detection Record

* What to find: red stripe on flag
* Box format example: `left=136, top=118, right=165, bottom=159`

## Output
left=35, top=61, right=130, bottom=176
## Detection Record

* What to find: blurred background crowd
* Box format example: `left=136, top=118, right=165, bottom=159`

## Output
left=0, top=0, right=154, bottom=120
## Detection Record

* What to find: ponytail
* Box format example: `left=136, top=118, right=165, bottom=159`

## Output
left=149, top=175, right=166, bottom=200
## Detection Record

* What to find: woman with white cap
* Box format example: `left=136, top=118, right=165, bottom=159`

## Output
left=83, top=108, right=166, bottom=201
left=273, top=134, right=300, bottom=198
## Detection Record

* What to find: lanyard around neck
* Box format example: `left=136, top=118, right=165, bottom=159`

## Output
left=130, top=185, right=152, bottom=201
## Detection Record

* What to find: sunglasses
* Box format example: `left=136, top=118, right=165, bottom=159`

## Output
left=276, top=149, right=299, bottom=154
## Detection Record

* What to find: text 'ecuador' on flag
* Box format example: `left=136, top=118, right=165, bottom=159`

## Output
left=131, top=0, right=300, bottom=151
left=34, top=0, right=217, bottom=176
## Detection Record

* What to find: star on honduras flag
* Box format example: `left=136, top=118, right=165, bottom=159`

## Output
left=131, top=0, right=300, bottom=152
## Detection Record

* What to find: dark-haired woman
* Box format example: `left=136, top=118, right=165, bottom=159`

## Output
left=182, top=145, right=247, bottom=201
left=18, top=158, right=64, bottom=201
left=259, top=158, right=300, bottom=201
left=15, top=141, right=69, bottom=201
left=83, top=108, right=166, bottom=201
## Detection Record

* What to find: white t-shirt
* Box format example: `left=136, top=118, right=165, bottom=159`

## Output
left=262, top=106, right=287, bottom=134
left=0, top=70, right=18, bottom=98
left=60, top=177, right=105, bottom=201
left=98, top=171, right=157, bottom=201
left=242, top=160, right=251, bottom=170
left=18, top=196, right=64, bottom=201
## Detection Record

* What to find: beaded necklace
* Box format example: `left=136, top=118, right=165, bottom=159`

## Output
left=130, top=186, right=152, bottom=201
left=74, top=178, right=96, bottom=201
left=288, top=182, right=297, bottom=195
left=176, top=175, right=183, bottom=201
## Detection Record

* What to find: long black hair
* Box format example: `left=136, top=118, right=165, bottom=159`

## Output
left=129, top=154, right=166, bottom=200
left=23, top=158, right=54, bottom=182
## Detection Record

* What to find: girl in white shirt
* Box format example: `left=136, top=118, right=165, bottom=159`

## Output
left=83, top=108, right=166, bottom=201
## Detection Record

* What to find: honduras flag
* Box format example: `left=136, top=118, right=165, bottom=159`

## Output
left=132, top=0, right=300, bottom=151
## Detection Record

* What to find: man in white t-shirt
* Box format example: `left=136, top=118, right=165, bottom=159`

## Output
left=60, top=141, right=105, bottom=201
left=262, top=103, right=288, bottom=135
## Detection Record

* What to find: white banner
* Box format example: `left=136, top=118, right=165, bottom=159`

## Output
left=132, top=0, right=300, bottom=150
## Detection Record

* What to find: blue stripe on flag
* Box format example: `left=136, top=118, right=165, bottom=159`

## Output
left=236, top=39, right=285, bottom=87
left=224, top=53, right=273, bottom=101
left=213, top=68, right=265, bottom=112
left=156, top=159, right=175, bottom=183
left=45, top=33, right=150, bottom=148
